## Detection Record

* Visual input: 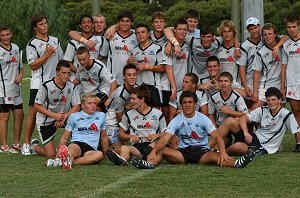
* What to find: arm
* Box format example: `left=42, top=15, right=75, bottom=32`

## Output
left=200, top=104, right=208, bottom=116
left=169, top=106, right=177, bottom=122
left=15, top=68, right=24, bottom=84
left=165, top=65, right=177, bottom=101
left=100, top=129, right=109, bottom=156
left=136, top=63, right=165, bottom=73
left=118, top=126, right=140, bottom=143
left=105, top=24, right=119, bottom=40
left=239, top=114, right=252, bottom=144
left=105, top=80, right=118, bottom=107
left=208, top=114, right=217, bottom=128
left=281, top=64, right=287, bottom=98
left=272, top=35, right=289, bottom=58
left=233, top=88, right=246, bottom=98
left=252, top=70, right=261, bottom=102
left=34, top=103, right=64, bottom=122
left=239, top=66, right=251, bottom=97
left=233, top=37, right=241, bottom=58
left=68, top=31, right=96, bottom=48
left=219, top=104, right=246, bottom=118
left=29, top=45, right=56, bottom=71
left=210, top=130, right=232, bottom=167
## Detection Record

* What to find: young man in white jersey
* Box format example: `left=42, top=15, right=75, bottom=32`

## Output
left=22, top=13, right=64, bottom=155
left=73, top=46, right=117, bottom=108
left=0, top=25, right=24, bottom=153
left=128, top=24, right=165, bottom=108
left=107, top=10, right=137, bottom=85
left=55, top=92, right=109, bottom=170
left=106, top=64, right=137, bottom=153
left=150, top=12, right=167, bottom=48
left=281, top=14, right=300, bottom=152
left=32, top=60, right=81, bottom=158
left=185, top=9, right=201, bottom=38
left=130, top=91, right=254, bottom=169
left=252, top=23, right=282, bottom=110
left=106, top=85, right=167, bottom=166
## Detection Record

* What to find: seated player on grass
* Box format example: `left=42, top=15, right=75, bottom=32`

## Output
left=105, top=85, right=167, bottom=166
left=130, top=91, right=255, bottom=169
left=47, top=92, right=109, bottom=170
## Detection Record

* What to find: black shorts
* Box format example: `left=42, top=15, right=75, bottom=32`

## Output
left=37, top=123, right=57, bottom=145
left=178, top=146, right=210, bottom=164
left=143, top=84, right=162, bottom=107
left=0, top=103, right=23, bottom=113
left=133, top=142, right=151, bottom=155
left=29, top=89, right=38, bottom=106
left=161, top=90, right=172, bottom=107
left=69, top=141, right=95, bottom=157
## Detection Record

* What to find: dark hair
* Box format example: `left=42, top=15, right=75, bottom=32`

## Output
left=180, top=91, right=197, bottom=104
left=135, top=23, right=150, bottom=32
left=0, top=24, right=12, bottom=32
left=206, top=56, right=220, bottom=67
left=151, top=12, right=167, bottom=23
left=185, top=73, right=198, bottom=84
left=185, top=9, right=200, bottom=19
left=200, top=25, right=214, bottom=36
left=131, top=85, right=151, bottom=104
left=31, top=13, right=47, bottom=28
left=80, top=14, right=93, bottom=24
left=174, top=18, right=188, bottom=29
left=56, top=60, right=70, bottom=71
left=284, top=14, right=300, bottom=26
left=218, top=72, right=233, bottom=83
left=123, top=63, right=137, bottom=75
left=117, top=10, right=134, bottom=22
left=265, top=87, right=282, bottom=99
left=76, top=46, right=90, bottom=55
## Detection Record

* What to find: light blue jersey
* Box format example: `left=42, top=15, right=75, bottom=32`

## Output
left=166, top=112, right=216, bottom=149
left=65, top=111, right=106, bottom=150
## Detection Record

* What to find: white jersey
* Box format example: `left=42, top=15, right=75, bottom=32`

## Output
left=150, top=30, right=167, bottom=48
left=133, top=43, right=163, bottom=88
left=237, top=37, right=264, bottom=89
left=247, top=106, right=299, bottom=154
left=282, top=38, right=300, bottom=87
left=75, top=59, right=115, bottom=96
left=120, top=107, right=166, bottom=144
left=208, top=90, right=248, bottom=126
left=216, top=45, right=239, bottom=82
left=106, top=31, right=137, bottom=85
left=0, top=43, right=23, bottom=103
left=169, top=90, right=208, bottom=111
left=106, top=84, right=132, bottom=127
left=252, top=44, right=282, bottom=90
left=26, top=36, right=63, bottom=89
left=35, top=78, right=80, bottom=126
left=161, top=42, right=189, bottom=91
left=185, top=35, right=220, bottom=79
left=186, top=28, right=200, bottom=39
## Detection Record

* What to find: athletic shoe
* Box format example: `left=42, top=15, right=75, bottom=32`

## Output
left=8, top=147, right=19, bottom=154
left=21, top=143, right=31, bottom=155
left=12, top=144, right=22, bottom=151
left=58, top=145, right=72, bottom=170
left=234, top=149, right=255, bottom=168
left=46, top=158, right=62, bottom=167
left=30, top=139, right=39, bottom=155
left=130, top=156, right=155, bottom=169
left=0, top=145, right=10, bottom=153
left=293, top=144, right=300, bottom=153
left=106, top=149, right=128, bottom=166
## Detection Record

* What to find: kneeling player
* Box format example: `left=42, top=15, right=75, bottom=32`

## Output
left=130, top=91, right=255, bottom=169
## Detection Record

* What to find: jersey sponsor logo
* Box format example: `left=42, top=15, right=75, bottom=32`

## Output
left=61, top=95, right=67, bottom=103
left=263, top=52, right=269, bottom=58
left=137, top=122, right=151, bottom=129
left=78, top=123, right=99, bottom=132
left=76, top=117, right=84, bottom=122
left=151, top=115, right=158, bottom=120
left=11, top=56, right=17, bottom=63
left=89, top=123, right=98, bottom=131
left=39, top=43, right=44, bottom=49
left=149, top=50, right=155, bottom=55
left=90, top=47, right=96, bottom=51
left=50, top=90, right=57, bottom=95
left=133, top=115, right=139, bottom=121
left=67, top=88, right=71, bottom=94
left=191, top=131, right=201, bottom=140
left=288, top=48, right=300, bottom=55
left=180, top=122, right=185, bottom=128
left=143, top=57, right=149, bottom=63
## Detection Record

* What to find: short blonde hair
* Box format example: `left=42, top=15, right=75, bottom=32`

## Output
left=217, top=20, right=237, bottom=37
left=81, top=92, right=97, bottom=104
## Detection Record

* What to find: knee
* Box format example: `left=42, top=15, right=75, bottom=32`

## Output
left=0, top=113, right=10, bottom=122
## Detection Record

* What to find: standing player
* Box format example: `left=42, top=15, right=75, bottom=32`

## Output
left=93, top=15, right=106, bottom=36
left=150, top=12, right=167, bottom=48
left=185, top=9, right=201, bottom=38
left=106, top=64, right=137, bottom=153
left=106, top=85, right=167, bottom=166
left=22, top=13, right=63, bottom=155
left=281, top=14, right=300, bottom=152
left=0, top=25, right=24, bottom=153
left=251, top=23, right=282, bottom=110
left=130, top=91, right=254, bottom=169
left=107, top=10, right=137, bottom=85
left=32, top=60, right=80, bottom=158
left=128, top=24, right=165, bottom=108
left=56, top=92, right=109, bottom=170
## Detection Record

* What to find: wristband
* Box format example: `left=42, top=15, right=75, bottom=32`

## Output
left=80, top=37, right=87, bottom=44
left=173, top=41, right=179, bottom=46
left=234, top=48, right=240, bottom=50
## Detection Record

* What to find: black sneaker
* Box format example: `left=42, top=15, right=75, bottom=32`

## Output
left=234, top=149, right=255, bottom=168
left=293, top=144, right=300, bottom=153
left=130, top=156, right=155, bottom=169
left=106, top=149, right=128, bottom=166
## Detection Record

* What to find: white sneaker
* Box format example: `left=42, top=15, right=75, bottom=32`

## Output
left=21, top=144, right=31, bottom=155
left=30, top=139, right=39, bottom=155
left=46, top=158, right=62, bottom=167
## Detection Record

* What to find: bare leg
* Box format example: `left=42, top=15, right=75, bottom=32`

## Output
left=24, top=106, right=37, bottom=144
left=0, top=112, right=10, bottom=146
left=250, top=100, right=265, bottom=111
left=162, top=147, right=185, bottom=164
left=226, top=142, right=248, bottom=155
left=290, top=99, right=300, bottom=145
left=12, top=108, right=24, bottom=145
left=200, top=151, right=235, bottom=167
left=111, top=141, right=123, bottom=154
left=33, top=141, right=56, bottom=157
left=162, top=106, right=170, bottom=124
left=120, top=145, right=141, bottom=161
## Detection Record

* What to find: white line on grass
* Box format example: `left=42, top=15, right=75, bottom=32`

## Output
left=82, top=168, right=160, bottom=198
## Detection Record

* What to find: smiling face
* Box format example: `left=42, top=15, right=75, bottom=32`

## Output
left=124, top=68, right=137, bottom=87
left=186, top=17, right=199, bottom=32
left=201, top=33, right=213, bottom=48
left=207, top=60, right=220, bottom=78
left=266, top=95, right=281, bottom=111
left=181, top=96, right=196, bottom=117
left=80, top=17, right=93, bottom=34
left=77, top=52, right=91, bottom=68
left=118, top=17, right=132, bottom=33
left=136, top=26, right=150, bottom=43
left=0, top=29, right=12, bottom=46
left=93, top=15, right=106, bottom=35
left=262, top=28, right=276, bottom=46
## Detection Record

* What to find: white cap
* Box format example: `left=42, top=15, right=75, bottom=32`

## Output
left=245, top=17, right=260, bottom=28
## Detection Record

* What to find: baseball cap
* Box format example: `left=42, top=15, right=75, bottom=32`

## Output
left=245, top=17, right=260, bottom=28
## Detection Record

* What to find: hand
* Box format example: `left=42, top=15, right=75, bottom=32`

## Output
left=136, top=63, right=147, bottom=72
left=129, top=135, right=140, bottom=143
left=104, top=26, right=115, bottom=40
left=54, top=112, right=65, bottom=122
left=234, top=48, right=241, bottom=58
left=211, top=78, right=219, bottom=90
left=104, top=98, right=111, bottom=107
left=15, top=74, right=23, bottom=84
left=281, top=87, right=286, bottom=99
left=54, top=121, right=65, bottom=128
left=244, top=132, right=253, bottom=144
left=127, top=56, right=135, bottom=64
left=244, top=85, right=253, bottom=97
left=176, top=110, right=183, bottom=115
left=145, top=134, right=158, bottom=142
left=85, top=40, right=97, bottom=48
left=174, top=46, right=181, bottom=57
left=164, top=42, right=172, bottom=56
left=272, top=47, right=279, bottom=58
left=251, top=91, right=258, bottom=102
left=218, top=151, right=233, bottom=167
left=198, top=82, right=213, bottom=90
left=147, top=150, right=157, bottom=165
left=169, top=135, right=178, bottom=149
left=170, top=89, right=176, bottom=102
left=45, top=44, right=56, bottom=56
left=219, top=104, right=232, bottom=115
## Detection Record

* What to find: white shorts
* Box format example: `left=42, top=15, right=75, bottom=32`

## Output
left=286, top=86, right=300, bottom=100
left=0, top=95, right=23, bottom=105
left=106, top=126, right=120, bottom=144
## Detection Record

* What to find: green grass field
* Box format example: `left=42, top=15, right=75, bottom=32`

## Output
left=1, top=67, right=300, bottom=198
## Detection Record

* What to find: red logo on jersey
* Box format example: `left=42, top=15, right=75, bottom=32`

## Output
left=275, top=55, right=280, bottom=62
left=90, top=47, right=96, bottom=51
left=7, top=97, right=11, bottom=101
left=88, top=77, right=95, bottom=84
left=296, top=48, right=300, bottom=54
left=227, top=56, right=234, bottom=62
left=61, top=96, right=66, bottom=103
left=288, top=91, right=292, bottom=96
left=11, top=56, right=17, bottom=62
left=89, top=123, right=98, bottom=131
left=145, top=122, right=151, bottom=128
left=143, top=57, right=149, bottom=63
left=203, top=51, right=210, bottom=57
left=191, top=131, right=200, bottom=140
left=123, top=45, right=128, bottom=51
left=182, top=53, right=187, bottom=59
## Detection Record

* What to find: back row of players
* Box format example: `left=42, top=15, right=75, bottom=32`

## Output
left=0, top=10, right=299, bottom=168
